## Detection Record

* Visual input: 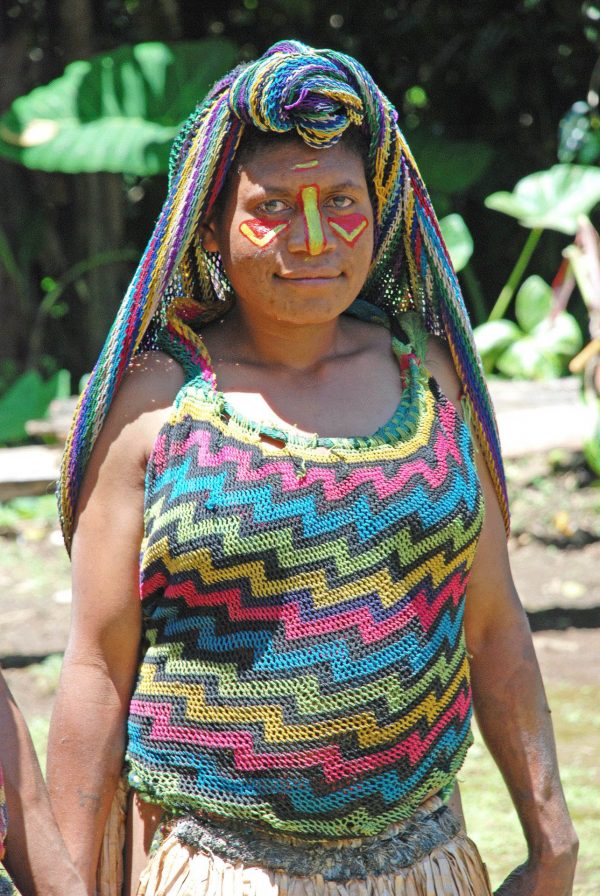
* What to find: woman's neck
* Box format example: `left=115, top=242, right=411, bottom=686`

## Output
left=223, top=305, right=348, bottom=373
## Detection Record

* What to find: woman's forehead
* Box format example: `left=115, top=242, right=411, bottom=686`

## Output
left=235, top=139, right=367, bottom=188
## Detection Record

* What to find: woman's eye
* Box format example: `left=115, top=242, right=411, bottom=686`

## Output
left=258, top=199, right=288, bottom=214
left=328, top=195, right=353, bottom=209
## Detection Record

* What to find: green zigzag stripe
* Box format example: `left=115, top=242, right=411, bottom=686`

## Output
left=136, top=635, right=469, bottom=718
left=143, top=499, right=483, bottom=584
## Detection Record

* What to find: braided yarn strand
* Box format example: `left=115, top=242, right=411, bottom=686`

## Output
left=59, top=39, right=509, bottom=549
left=58, top=81, right=244, bottom=547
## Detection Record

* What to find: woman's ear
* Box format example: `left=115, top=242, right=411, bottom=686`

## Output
left=199, top=216, right=220, bottom=253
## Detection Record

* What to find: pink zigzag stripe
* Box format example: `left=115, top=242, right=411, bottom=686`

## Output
left=161, top=418, right=463, bottom=503
left=130, top=689, right=471, bottom=782
left=151, top=433, right=169, bottom=476
left=148, top=570, right=467, bottom=645
left=437, top=394, right=460, bottom=434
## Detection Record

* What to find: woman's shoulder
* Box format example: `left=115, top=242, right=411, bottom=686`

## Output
left=120, top=350, right=187, bottom=406
left=90, top=350, right=187, bottom=472
left=73, top=350, right=188, bottom=535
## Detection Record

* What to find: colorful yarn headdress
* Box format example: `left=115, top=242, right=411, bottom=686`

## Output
left=58, top=39, right=509, bottom=549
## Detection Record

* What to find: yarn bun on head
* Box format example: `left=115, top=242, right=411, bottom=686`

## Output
left=58, top=39, right=509, bottom=550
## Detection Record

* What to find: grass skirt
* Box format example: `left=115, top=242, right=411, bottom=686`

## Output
left=137, top=834, right=491, bottom=896
left=99, top=784, right=492, bottom=896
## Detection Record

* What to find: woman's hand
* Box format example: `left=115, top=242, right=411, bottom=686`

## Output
left=495, top=845, right=578, bottom=895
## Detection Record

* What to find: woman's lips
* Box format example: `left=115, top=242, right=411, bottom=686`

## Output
left=276, top=271, right=341, bottom=281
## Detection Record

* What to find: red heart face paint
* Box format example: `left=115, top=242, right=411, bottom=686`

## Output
left=327, top=213, right=369, bottom=246
left=239, top=218, right=289, bottom=249
left=298, top=184, right=327, bottom=256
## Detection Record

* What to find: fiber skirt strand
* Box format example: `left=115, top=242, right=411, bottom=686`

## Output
left=97, top=778, right=127, bottom=896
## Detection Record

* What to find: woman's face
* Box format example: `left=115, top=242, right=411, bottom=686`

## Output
left=202, top=137, right=375, bottom=327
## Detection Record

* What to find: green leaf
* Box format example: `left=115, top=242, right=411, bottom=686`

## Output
left=495, top=338, right=564, bottom=379
left=514, top=275, right=553, bottom=333
left=439, top=214, right=474, bottom=271
left=492, top=312, right=583, bottom=380
left=529, top=312, right=583, bottom=358
left=0, top=40, right=238, bottom=175
left=583, top=435, right=600, bottom=476
left=0, top=369, right=70, bottom=444
left=54, top=368, right=72, bottom=400
left=407, top=130, right=495, bottom=195
left=485, top=164, right=600, bottom=235
left=473, top=319, right=522, bottom=373
left=583, top=396, right=600, bottom=476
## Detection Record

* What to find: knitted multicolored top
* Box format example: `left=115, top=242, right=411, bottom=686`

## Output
left=0, top=767, right=7, bottom=860
left=126, top=300, right=485, bottom=840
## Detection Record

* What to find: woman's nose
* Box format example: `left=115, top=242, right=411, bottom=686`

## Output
left=288, top=185, right=332, bottom=256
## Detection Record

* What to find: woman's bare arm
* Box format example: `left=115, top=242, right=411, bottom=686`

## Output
left=47, top=353, right=184, bottom=894
left=427, top=338, right=578, bottom=895
left=465, top=452, right=577, bottom=895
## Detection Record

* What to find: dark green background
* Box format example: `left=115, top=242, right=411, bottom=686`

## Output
left=0, top=0, right=596, bottom=381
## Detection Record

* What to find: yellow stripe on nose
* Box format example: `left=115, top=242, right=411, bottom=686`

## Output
left=299, top=185, right=326, bottom=256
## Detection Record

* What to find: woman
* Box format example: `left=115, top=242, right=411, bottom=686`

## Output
left=48, top=41, right=577, bottom=896
left=0, top=671, right=85, bottom=895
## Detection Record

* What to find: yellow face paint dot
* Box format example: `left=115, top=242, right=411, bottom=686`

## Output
left=298, top=184, right=326, bottom=256
left=292, top=160, right=320, bottom=170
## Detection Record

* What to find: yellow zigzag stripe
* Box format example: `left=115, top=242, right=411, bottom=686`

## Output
left=139, top=634, right=469, bottom=718
left=173, top=380, right=436, bottom=462
left=136, top=653, right=470, bottom=748
left=146, top=484, right=482, bottom=574
left=143, top=498, right=482, bottom=609
left=144, top=529, right=478, bottom=610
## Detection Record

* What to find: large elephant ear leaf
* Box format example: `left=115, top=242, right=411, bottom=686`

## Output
left=439, top=214, right=474, bottom=272
left=0, top=40, right=238, bottom=176
left=485, top=164, right=600, bottom=235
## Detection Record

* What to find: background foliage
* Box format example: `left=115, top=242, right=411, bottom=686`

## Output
left=0, top=0, right=598, bottom=385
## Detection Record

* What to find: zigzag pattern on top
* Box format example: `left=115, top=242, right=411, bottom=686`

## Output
left=126, top=320, right=485, bottom=839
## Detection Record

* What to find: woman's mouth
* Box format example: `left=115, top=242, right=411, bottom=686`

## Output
left=276, top=271, right=341, bottom=283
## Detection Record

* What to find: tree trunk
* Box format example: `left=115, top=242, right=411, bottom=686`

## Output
left=56, top=0, right=131, bottom=373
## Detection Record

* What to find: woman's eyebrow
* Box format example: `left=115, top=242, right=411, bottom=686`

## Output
left=249, top=179, right=364, bottom=195
left=323, top=180, right=364, bottom=191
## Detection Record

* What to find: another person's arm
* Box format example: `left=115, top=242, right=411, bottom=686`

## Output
left=47, top=354, right=182, bottom=894
left=427, top=339, right=578, bottom=896
left=0, top=673, right=86, bottom=896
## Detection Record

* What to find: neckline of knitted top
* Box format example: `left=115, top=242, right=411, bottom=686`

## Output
left=176, top=301, right=430, bottom=454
